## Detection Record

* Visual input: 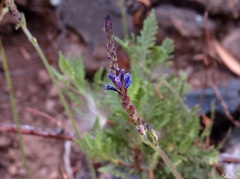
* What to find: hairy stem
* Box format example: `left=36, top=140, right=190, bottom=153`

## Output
left=0, top=39, right=31, bottom=179
left=151, top=144, right=183, bottom=179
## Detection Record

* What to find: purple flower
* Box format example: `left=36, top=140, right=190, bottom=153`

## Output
left=125, top=79, right=132, bottom=89
left=120, top=69, right=125, bottom=82
left=107, top=73, right=115, bottom=83
left=114, top=76, right=122, bottom=89
left=106, top=70, right=132, bottom=92
left=105, top=83, right=118, bottom=92
left=124, top=73, right=132, bottom=89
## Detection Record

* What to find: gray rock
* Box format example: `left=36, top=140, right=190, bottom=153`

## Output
left=155, top=5, right=215, bottom=38
left=187, top=0, right=240, bottom=19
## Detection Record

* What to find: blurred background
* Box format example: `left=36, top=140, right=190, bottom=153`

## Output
left=0, top=0, right=240, bottom=178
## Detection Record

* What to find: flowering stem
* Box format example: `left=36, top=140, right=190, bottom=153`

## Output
left=104, top=15, right=183, bottom=179
left=151, top=144, right=183, bottom=179
left=0, top=39, right=31, bottom=179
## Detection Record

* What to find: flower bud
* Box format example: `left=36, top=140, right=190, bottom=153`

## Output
left=146, top=126, right=158, bottom=146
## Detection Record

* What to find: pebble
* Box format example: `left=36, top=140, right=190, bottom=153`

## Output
left=0, top=136, right=11, bottom=148
left=38, top=69, right=51, bottom=86
left=28, top=85, right=38, bottom=94
left=8, top=149, right=18, bottom=160
left=48, top=85, right=58, bottom=98
left=45, top=99, right=56, bottom=112
left=49, top=171, right=58, bottom=179
left=8, top=165, right=18, bottom=176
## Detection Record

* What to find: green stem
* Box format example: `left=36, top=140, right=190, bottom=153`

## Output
left=0, top=38, right=31, bottom=179
left=119, top=0, right=129, bottom=39
left=19, top=15, right=97, bottom=179
left=151, top=144, right=183, bottom=179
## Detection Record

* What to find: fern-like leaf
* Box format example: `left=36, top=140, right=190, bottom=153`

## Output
left=136, top=9, right=158, bottom=62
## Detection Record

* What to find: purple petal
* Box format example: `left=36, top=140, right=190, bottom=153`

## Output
left=124, top=73, right=131, bottom=85
left=125, top=79, right=132, bottom=89
left=120, top=69, right=125, bottom=82
left=105, top=83, right=117, bottom=92
left=114, top=76, right=122, bottom=88
left=107, top=73, right=115, bottom=82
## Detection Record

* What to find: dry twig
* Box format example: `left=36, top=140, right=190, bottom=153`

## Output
left=210, top=83, right=240, bottom=128
left=0, top=124, right=74, bottom=141
left=25, top=107, right=62, bottom=128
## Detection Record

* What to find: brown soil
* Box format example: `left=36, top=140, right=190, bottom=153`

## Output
left=0, top=11, right=91, bottom=179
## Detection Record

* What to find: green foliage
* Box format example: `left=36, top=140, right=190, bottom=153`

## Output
left=79, top=119, right=118, bottom=162
left=54, top=10, right=219, bottom=178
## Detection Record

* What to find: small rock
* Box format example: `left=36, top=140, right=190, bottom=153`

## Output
left=3, top=85, right=9, bottom=93
left=18, top=168, right=26, bottom=176
left=8, top=165, right=18, bottom=176
left=39, top=167, right=48, bottom=176
left=0, top=136, right=11, bottom=148
left=48, top=85, right=58, bottom=98
left=38, top=69, right=51, bottom=86
left=23, top=112, right=32, bottom=121
left=222, top=28, right=240, bottom=60
left=8, top=149, right=18, bottom=161
left=45, top=99, right=56, bottom=112
left=49, top=171, right=58, bottom=179
left=14, top=162, right=26, bottom=176
left=15, top=90, right=23, bottom=98
left=28, top=85, right=38, bottom=94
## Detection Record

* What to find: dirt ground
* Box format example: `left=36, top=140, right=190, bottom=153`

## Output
left=0, top=0, right=240, bottom=179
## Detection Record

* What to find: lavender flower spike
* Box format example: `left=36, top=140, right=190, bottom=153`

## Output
left=104, top=15, right=183, bottom=179
left=104, top=15, right=120, bottom=76
left=104, top=16, right=154, bottom=142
